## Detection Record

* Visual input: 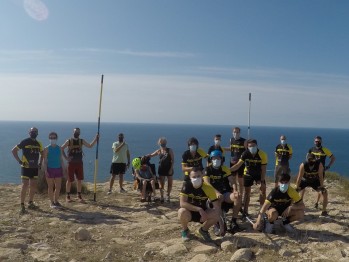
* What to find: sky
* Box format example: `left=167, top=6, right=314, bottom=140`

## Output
left=1, top=0, right=349, bottom=128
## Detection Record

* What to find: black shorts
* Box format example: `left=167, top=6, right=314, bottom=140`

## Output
left=110, top=163, right=127, bottom=175
left=21, top=168, right=39, bottom=179
left=269, top=206, right=288, bottom=216
left=299, top=179, right=321, bottom=191
left=158, top=168, right=173, bottom=177
left=190, top=210, right=204, bottom=223
left=230, top=163, right=245, bottom=178
left=244, top=173, right=261, bottom=187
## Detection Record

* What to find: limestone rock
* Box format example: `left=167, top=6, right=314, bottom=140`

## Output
left=230, top=248, right=253, bottom=261
left=189, top=253, right=210, bottom=262
left=192, top=244, right=217, bottom=254
left=221, top=240, right=235, bottom=252
left=160, top=243, right=188, bottom=256
left=74, top=227, right=91, bottom=241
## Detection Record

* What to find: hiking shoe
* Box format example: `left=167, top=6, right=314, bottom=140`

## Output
left=229, top=222, right=240, bottom=234
left=54, top=202, right=63, bottom=208
left=107, top=189, right=112, bottom=195
left=198, top=227, right=212, bottom=242
left=264, top=221, right=274, bottom=234
left=314, top=202, right=319, bottom=209
left=181, top=228, right=190, bottom=242
left=120, top=188, right=126, bottom=193
left=213, top=222, right=221, bottom=236
left=66, top=195, right=72, bottom=203
left=50, top=202, right=57, bottom=209
left=28, top=202, right=38, bottom=210
left=283, top=223, right=296, bottom=233
left=19, top=204, right=26, bottom=215
left=320, top=211, right=329, bottom=217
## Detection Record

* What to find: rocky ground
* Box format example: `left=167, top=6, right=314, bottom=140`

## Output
left=0, top=179, right=348, bottom=262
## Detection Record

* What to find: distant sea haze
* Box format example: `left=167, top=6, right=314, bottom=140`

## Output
left=2, top=121, right=348, bottom=184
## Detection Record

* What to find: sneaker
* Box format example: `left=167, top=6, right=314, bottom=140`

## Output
left=314, top=202, right=319, bottom=209
left=320, top=211, right=329, bottom=217
left=283, top=223, right=296, bottom=233
left=54, top=202, right=63, bottom=208
left=264, top=221, right=274, bottom=234
left=213, top=222, right=221, bottom=236
left=120, top=188, right=126, bottom=193
left=50, top=202, right=57, bottom=209
left=229, top=222, right=240, bottom=234
left=181, top=228, right=190, bottom=242
left=107, top=189, right=112, bottom=195
left=198, top=227, right=212, bottom=242
left=28, top=202, right=38, bottom=210
left=66, top=195, right=72, bottom=203
left=19, top=204, right=26, bottom=215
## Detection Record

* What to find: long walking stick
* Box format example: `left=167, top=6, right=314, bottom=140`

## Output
left=247, top=92, right=251, bottom=139
left=93, top=74, right=104, bottom=201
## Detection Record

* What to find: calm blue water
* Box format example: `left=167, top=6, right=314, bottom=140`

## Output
left=2, top=121, right=348, bottom=184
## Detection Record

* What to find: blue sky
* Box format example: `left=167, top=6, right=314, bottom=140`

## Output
left=1, top=0, right=349, bottom=128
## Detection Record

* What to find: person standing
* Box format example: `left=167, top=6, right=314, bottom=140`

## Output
left=309, top=136, right=335, bottom=209
left=12, top=127, right=43, bottom=214
left=181, top=137, right=207, bottom=181
left=207, top=134, right=225, bottom=166
left=230, top=139, right=268, bottom=216
left=61, top=127, right=98, bottom=203
left=108, top=133, right=130, bottom=194
left=43, top=132, right=65, bottom=208
left=274, top=135, right=293, bottom=187
left=147, top=137, right=174, bottom=203
left=224, top=127, right=246, bottom=197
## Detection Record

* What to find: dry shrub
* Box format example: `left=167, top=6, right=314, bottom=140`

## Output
left=37, top=170, right=88, bottom=194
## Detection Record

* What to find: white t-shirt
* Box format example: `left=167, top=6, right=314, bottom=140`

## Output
left=112, top=141, right=129, bottom=163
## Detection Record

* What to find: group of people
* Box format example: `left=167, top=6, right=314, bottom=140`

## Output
left=176, top=128, right=335, bottom=241
left=12, top=126, right=336, bottom=243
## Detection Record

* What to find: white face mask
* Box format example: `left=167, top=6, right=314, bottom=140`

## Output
left=189, top=145, right=197, bottom=152
left=191, top=177, right=202, bottom=189
left=248, top=146, right=257, bottom=154
left=50, top=139, right=57, bottom=146
left=214, top=139, right=221, bottom=146
left=281, top=140, right=286, bottom=145
left=233, top=132, right=240, bottom=140
left=279, top=183, right=289, bottom=193
left=212, top=159, right=221, bottom=168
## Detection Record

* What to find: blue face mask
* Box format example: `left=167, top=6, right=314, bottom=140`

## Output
left=160, top=143, right=166, bottom=148
left=279, top=183, right=289, bottom=193
left=248, top=146, right=257, bottom=154
left=189, top=145, right=197, bottom=152
left=281, top=140, right=286, bottom=145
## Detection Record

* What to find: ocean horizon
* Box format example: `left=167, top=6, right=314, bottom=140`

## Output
left=2, top=121, right=348, bottom=184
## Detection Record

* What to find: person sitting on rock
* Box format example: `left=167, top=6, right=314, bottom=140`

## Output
left=295, top=152, right=328, bottom=217
left=178, top=167, right=220, bottom=242
left=203, top=150, right=241, bottom=235
left=253, top=172, right=305, bottom=234
left=134, top=156, right=157, bottom=202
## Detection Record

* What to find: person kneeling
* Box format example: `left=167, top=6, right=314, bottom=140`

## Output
left=178, top=167, right=220, bottom=242
left=253, top=172, right=305, bottom=234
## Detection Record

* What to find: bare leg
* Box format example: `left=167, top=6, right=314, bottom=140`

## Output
left=21, top=179, right=29, bottom=204
left=47, top=177, right=54, bottom=203
left=54, top=178, right=62, bottom=203
left=243, top=186, right=251, bottom=214
left=119, top=173, right=124, bottom=189
left=28, top=178, right=37, bottom=202
left=109, top=174, right=115, bottom=191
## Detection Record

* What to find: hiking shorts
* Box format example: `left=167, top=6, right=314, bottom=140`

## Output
left=299, top=179, right=321, bottom=191
left=110, top=163, right=127, bottom=175
left=244, top=173, right=261, bottom=187
left=46, top=167, right=63, bottom=179
left=68, top=162, right=84, bottom=182
left=21, top=168, right=39, bottom=179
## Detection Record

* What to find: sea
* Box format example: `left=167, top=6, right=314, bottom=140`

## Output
left=2, top=121, right=348, bottom=184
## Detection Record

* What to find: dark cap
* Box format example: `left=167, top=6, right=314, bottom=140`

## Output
left=247, top=139, right=257, bottom=145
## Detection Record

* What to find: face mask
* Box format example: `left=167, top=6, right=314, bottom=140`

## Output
left=248, top=146, right=257, bottom=154
left=189, top=145, right=197, bottom=152
left=212, top=159, right=221, bottom=168
left=281, top=140, right=286, bottom=145
left=279, top=183, right=289, bottom=193
left=30, top=132, right=38, bottom=139
left=315, top=142, right=322, bottom=148
left=191, top=177, right=202, bottom=189
left=74, top=133, right=80, bottom=138
left=119, top=137, right=124, bottom=142
left=214, top=139, right=221, bottom=146
left=50, top=139, right=57, bottom=146
left=160, top=143, right=166, bottom=148
left=233, top=132, right=240, bottom=140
